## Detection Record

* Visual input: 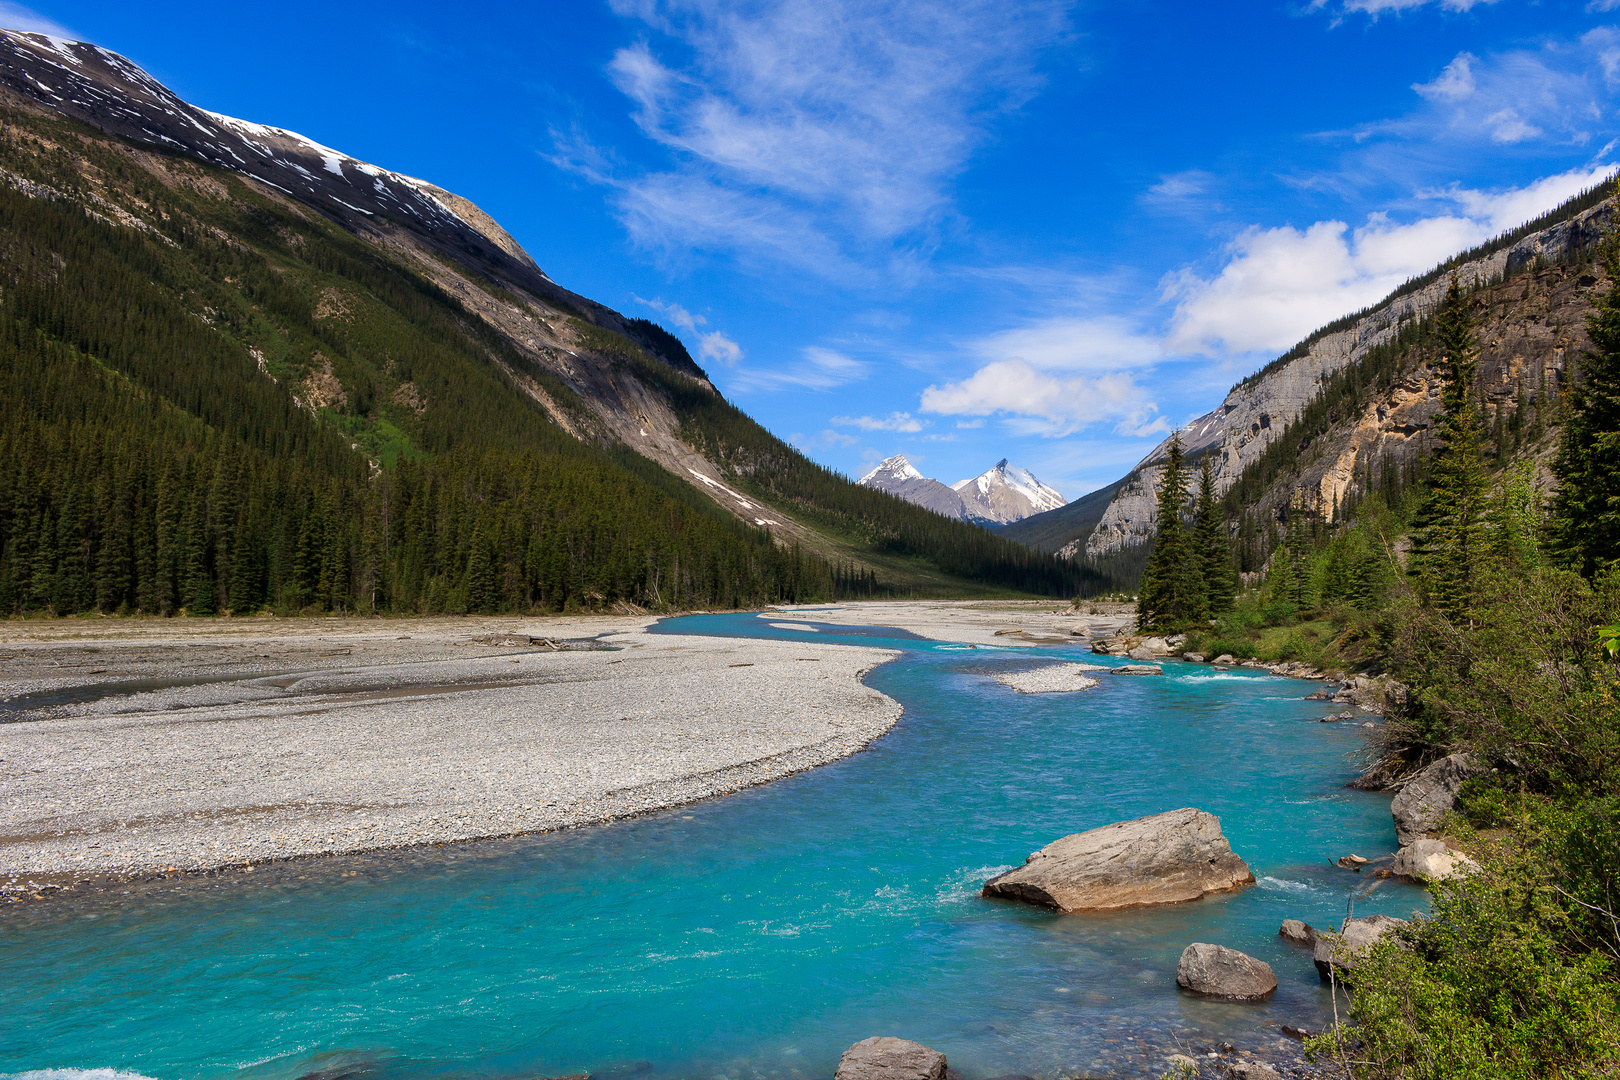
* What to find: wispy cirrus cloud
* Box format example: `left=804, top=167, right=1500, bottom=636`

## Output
left=726, top=345, right=866, bottom=392
left=1309, top=0, right=1500, bottom=18
left=563, top=0, right=1069, bottom=278
left=830, top=411, right=924, bottom=433
left=634, top=295, right=744, bottom=366
left=0, top=2, right=78, bottom=38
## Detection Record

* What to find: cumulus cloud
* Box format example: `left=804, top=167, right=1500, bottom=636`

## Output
left=830, top=412, right=925, bottom=433
left=970, top=315, right=1162, bottom=373
left=1165, top=164, right=1617, bottom=356
left=919, top=359, right=1161, bottom=438
left=570, top=0, right=1068, bottom=276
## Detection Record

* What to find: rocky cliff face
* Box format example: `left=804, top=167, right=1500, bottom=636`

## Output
left=1072, top=196, right=1615, bottom=560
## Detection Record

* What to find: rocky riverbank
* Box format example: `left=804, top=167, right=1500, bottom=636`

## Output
left=0, top=615, right=901, bottom=897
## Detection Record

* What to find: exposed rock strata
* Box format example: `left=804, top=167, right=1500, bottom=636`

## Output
left=1072, top=200, right=1614, bottom=560
left=982, top=808, right=1254, bottom=912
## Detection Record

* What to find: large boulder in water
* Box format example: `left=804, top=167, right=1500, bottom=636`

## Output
left=1313, top=914, right=1407, bottom=981
left=835, top=1038, right=946, bottom=1080
left=1391, top=753, right=1485, bottom=844
left=981, top=808, right=1254, bottom=912
left=1175, top=942, right=1278, bottom=1001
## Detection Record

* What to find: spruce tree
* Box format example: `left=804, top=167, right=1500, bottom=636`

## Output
left=1193, top=455, right=1236, bottom=616
left=1137, top=431, right=1195, bottom=631
left=1410, top=275, right=1488, bottom=622
left=1550, top=235, right=1620, bottom=577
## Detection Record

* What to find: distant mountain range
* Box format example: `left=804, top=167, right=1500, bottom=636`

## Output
left=859, top=456, right=1065, bottom=525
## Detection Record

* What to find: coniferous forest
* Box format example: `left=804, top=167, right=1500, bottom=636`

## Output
left=0, top=104, right=1095, bottom=616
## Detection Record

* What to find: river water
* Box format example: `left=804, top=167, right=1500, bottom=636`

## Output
left=0, top=613, right=1423, bottom=1080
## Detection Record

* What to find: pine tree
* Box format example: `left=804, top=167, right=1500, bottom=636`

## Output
left=1137, top=431, right=1196, bottom=631
left=1549, top=235, right=1620, bottom=577
left=1410, top=275, right=1488, bottom=621
left=1193, top=455, right=1236, bottom=616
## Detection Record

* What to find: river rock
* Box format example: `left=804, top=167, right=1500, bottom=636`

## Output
left=1112, top=664, right=1163, bottom=675
left=1391, top=753, right=1485, bottom=844
left=1127, top=645, right=1159, bottom=660
left=982, top=807, right=1254, bottom=911
left=1212, top=654, right=1236, bottom=665
left=1392, top=838, right=1480, bottom=882
left=1182, top=652, right=1206, bottom=663
left=1335, top=854, right=1370, bottom=868
left=1313, top=914, right=1407, bottom=981
left=1279, top=919, right=1316, bottom=946
left=834, top=1038, right=946, bottom=1080
left=1227, top=1063, right=1283, bottom=1080
left=1175, top=942, right=1278, bottom=1001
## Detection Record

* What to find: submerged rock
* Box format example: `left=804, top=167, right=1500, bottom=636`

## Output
left=835, top=1038, right=946, bottom=1080
left=1313, top=914, right=1407, bottom=981
left=1175, top=942, right=1278, bottom=1001
left=1392, top=753, right=1486, bottom=844
left=982, top=807, right=1254, bottom=912
left=1279, top=919, right=1316, bottom=946
left=1335, top=853, right=1370, bottom=869
left=1392, top=838, right=1480, bottom=882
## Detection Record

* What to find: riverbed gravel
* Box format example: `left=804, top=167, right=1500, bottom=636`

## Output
left=0, top=617, right=899, bottom=892
left=991, top=662, right=1106, bottom=694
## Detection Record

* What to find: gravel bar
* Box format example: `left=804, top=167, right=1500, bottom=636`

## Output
left=0, top=615, right=899, bottom=893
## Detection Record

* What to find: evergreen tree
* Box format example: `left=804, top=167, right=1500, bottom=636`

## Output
left=1410, top=276, right=1488, bottom=622
left=1192, top=455, right=1236, bottom=616
left=1549, top=235, right=1620, bottom=577
left=1137, top=432, right=1196, bottom=631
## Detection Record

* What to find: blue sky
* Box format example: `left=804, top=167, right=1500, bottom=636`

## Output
left=10, top=0, right=1620, bottom=499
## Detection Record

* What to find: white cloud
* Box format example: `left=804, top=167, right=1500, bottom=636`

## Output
left=970, top=314, right=1162, bottom=372
left=830, top=412, right=925, bottom=432
left=635, top=295, right=744, bottom=367
left=728, top=345, right=866, bottom=392
left=789, top=429, right=859, bottom=451
left=1315, top=0, right=1500, bottom=15
left=697, top=331, right=743, bottom=367
left=919, top=359, right=1158, bottom=438
left=1368, top=40, right=1614, bottom=153
left=578, top=0, right=1068, bottom=276
left=1414, top=54, right=1476, bottom=102
left=636, top=295, right=706, bottom=332
left=0, top=3, right=77, bottom=38
left=1165, top=164, right=1617, bottom=356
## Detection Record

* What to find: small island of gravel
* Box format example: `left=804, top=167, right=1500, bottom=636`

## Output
left=0, top=614, right=900, bottom=891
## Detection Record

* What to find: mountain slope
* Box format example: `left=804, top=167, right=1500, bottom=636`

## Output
left=1046, top=184, right=1615, bottom=571
left=0, top=30, right=1096, bottom=608
left=857, top=455, right=975, bottom=519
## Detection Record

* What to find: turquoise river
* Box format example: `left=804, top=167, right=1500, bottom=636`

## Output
left=0, top=612, right=1425, bottom=1080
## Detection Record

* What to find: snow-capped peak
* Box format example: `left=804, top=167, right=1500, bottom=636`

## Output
left=951, top=459, right=1066, bottom=523
left=859, top=454, right=923, bottom=484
